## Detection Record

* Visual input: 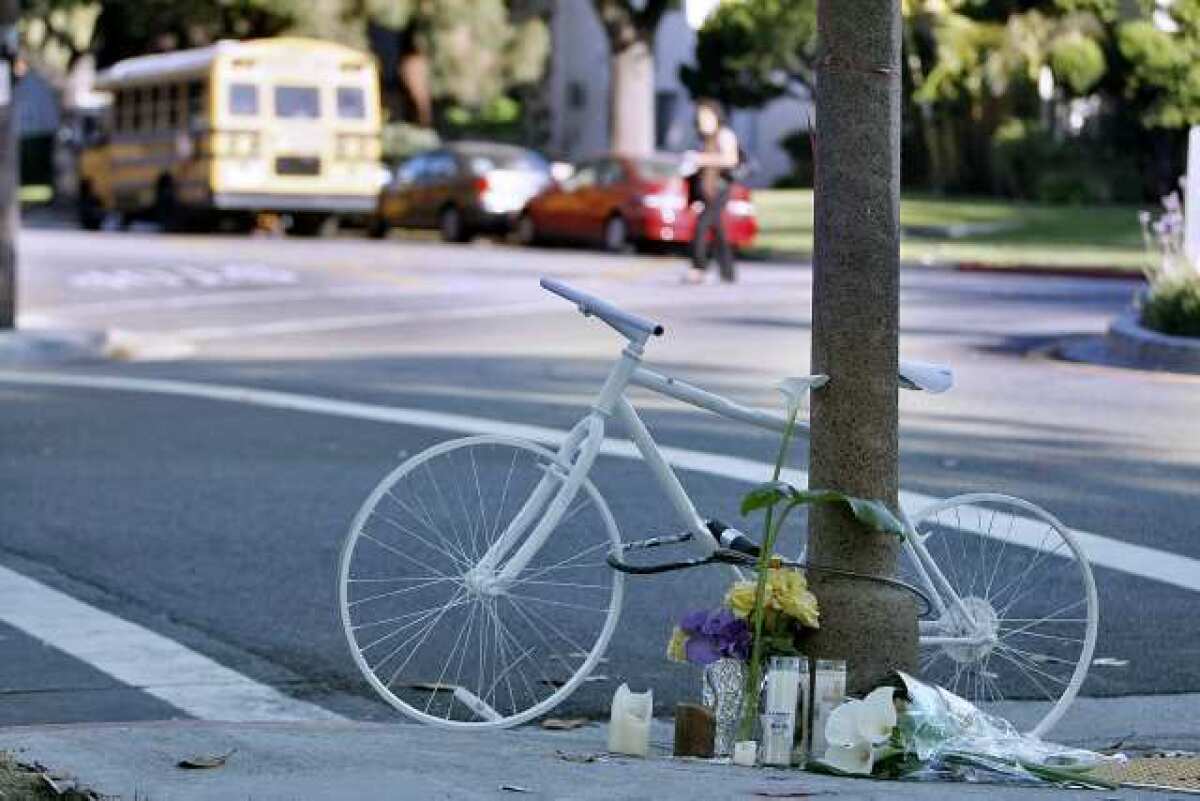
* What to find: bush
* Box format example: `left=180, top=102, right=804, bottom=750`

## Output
left=990, top=118, right=1141, bottom=204
left=776, top=129, right=813, bottom=188
left=381, top=123, right=441, bottom=163
left=1034, top=168, right=1113, bottom=205
left=1141, top=277, right=1200, bottom=338
left=442, top=96, right=524, bottom=144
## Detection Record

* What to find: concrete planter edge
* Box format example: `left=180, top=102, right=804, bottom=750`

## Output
left=1106, top=309, right=1200, bottom=374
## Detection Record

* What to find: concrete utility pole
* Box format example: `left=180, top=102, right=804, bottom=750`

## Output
left=805, top=0, right=917, bottom=693
left=0, top=0, right=17, bottom=330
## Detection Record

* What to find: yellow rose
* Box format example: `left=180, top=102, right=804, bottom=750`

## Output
left=666, top=626, right=689, bottom=662
left=724, top=581, right=758, bottom=618
left=769, top=569, right=820, bottom=628
left=725, top=569, right=820, bottom=629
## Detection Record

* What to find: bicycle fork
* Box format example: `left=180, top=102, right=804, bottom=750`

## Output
left=463, top=414, right=603, bottom=595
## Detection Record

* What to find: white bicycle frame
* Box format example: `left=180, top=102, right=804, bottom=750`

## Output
left=467, top=314, right=987, bottom=651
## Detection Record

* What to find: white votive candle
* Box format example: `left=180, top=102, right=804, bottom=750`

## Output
left=607, top=683, right=653, bottom=757
left=732, top=740, right=758, bottom=767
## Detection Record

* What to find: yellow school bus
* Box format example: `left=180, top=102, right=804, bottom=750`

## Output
left=79, top=37, right=382, bottom=234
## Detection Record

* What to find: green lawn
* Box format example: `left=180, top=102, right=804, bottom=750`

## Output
left=750, top=189, right=1153, bottom=273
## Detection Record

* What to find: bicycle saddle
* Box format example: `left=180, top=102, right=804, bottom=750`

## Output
left=898, top=360, right=953, bottom=393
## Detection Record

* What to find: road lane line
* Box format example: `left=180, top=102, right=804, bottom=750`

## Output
left=161, top=284, right=812, bottom=341
left=2, top=370, right=1196, bottom=595
left=25, top=282, right=427, bottom=317
left=0, top=564, right=343, bottom=722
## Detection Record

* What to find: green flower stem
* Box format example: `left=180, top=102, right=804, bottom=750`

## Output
left=737, top=407, right=800, bottom=741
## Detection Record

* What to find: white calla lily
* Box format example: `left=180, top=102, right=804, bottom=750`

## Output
left=824, top=698, right=863, bottom=747
left=820, top=687, right=899, bottom=777
left=822, top=741, right=875, bottom=775
left=856, top=686, right=898, bottom=745
left=776, top=375, right=828, bottom=417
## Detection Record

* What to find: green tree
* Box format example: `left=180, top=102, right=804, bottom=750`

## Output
left=679, top=0, right=817, bottom=108
left=343, top=0, right=549, bottom=128
left=20, top=0, right=297, bottom=73
left=1117, top=0, right=1200, bottom=127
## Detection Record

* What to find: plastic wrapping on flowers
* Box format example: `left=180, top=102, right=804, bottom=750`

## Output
left=817, top=672, right=1119, bottom=788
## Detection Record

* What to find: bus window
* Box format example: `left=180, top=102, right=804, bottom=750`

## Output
left=167, top=84, right=179, bottom=127
left=113, top=90, right=126, bottom=132
left=131, top=88, right=143, bottom=130
left=274, top=86, right=320, bottom=119
left=336, top=87, right=365, bottom=120
left=187, top=81, right=205, bottom=127
left=149, top=86, right=162, bottom=129
left=229, top=83, right=259, bottom=116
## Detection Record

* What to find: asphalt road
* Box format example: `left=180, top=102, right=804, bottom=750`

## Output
left=2, top=226, right=1198, bottom=733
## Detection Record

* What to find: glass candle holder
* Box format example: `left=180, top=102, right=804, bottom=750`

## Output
left=761, top=656, right=801, bottom=766
left=806, top=659, right=847, bottom=761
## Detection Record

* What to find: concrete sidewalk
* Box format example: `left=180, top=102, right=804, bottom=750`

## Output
left=3, top=697, right=1196, bottom=801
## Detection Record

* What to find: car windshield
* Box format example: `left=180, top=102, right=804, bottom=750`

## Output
left=636, top=158, right=682, bottom=181
left=466, top=150, right=549, bottom=175
left=274, top=86, right=321, bottom=119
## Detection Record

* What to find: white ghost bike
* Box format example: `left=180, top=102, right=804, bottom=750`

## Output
left=338, top=278, right=1098, bottom=736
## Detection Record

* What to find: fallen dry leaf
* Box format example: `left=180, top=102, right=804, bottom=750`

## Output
left=177, top=749, right=236, bottom=770
left=541, top=717, right=589, bottom=731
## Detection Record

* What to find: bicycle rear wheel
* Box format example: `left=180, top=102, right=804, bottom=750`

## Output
left=909, top=493, right=1098, bottom=737
left=339, top=435, right=623, bottom=729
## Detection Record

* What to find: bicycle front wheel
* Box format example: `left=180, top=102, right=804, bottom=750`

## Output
left=339, top=435, right=623, bottom=729
left=910, top=493, right=1098, bottom=737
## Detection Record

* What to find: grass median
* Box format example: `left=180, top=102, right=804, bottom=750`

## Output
left=749, top=189, right=1152, bottom=274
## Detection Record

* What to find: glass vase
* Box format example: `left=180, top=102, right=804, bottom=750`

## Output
left=702, top=657, right=746, bottom=757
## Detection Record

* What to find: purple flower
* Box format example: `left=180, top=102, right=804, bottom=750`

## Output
left=684, top=635, right=721, bottom=665
left=674, top=608, right=751, bottom=665
left=679, top=609, right=710, bottom=635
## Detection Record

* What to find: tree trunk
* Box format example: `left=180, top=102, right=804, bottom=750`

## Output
left=609, top=33, right=656, bottom=155
left=805, top=0, right=916, bottom=694
left=0, top=0, right=18, bottom=331
left=902, top=17, right=943, bottom=194
left=398, top=51, right=433, bottom=128
left=594, top=0, right=667, bottom=156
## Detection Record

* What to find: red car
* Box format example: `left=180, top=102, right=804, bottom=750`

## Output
left=516, top=153, right=757, bottom=253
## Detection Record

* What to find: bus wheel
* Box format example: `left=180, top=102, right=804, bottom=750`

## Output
left=156, top=179, right=186, bottom=233
left=291, top=213, right=339, bottom=237
left=77, top=184, right=104, bottom=231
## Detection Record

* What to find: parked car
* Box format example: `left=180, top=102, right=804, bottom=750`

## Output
left=372, top=141, right=552, bottom=242
left=515, top=153, right=757, bottom=253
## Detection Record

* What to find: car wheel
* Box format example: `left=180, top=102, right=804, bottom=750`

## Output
left=366, top=215, right=390, bottom=239
left=77, top=183, right=104, bottom=231
left=439, top=206, right=470, bottom=243
left=602, top=214, right=631, bottom=254
left=515, top=213, right=539, bottom=247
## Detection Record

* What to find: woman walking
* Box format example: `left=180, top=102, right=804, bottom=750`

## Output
left=685, top=98, right=741, bottom=284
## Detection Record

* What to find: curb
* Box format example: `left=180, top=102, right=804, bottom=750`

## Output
left=0, top=329, right=194, bottom=365
left=1107, top=309, right=1200, bottom=374
left=956, top=262, right=1144, bottom=280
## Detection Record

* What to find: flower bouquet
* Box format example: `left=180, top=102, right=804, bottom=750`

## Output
left=667, top=572, right=820, bottom=756
left=813, top=671, right=1116, bottom=788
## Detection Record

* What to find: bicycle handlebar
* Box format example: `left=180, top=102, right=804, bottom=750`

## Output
left=540, top=277, right=665, bottom=342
